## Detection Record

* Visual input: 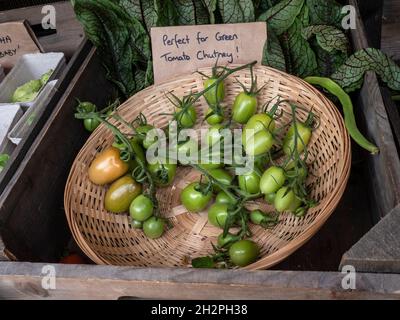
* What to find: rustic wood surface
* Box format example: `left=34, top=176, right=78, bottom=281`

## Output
left=341, top=204, right=400, bottom=273
left=349, top=0, right=400, bottom=222
left=0, top=1, right=84, bottom=60
left=381, top=87, right=400, bottom=152
left=0, top=262, right=400, bottom=300
left=381, top=0, right=400, bottom=61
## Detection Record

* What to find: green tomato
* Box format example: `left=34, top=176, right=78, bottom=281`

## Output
left=131, top=220, right=143, bottom=229
left=84, top=118, right=100, bottom=132
left=204, top=78, right=225, bottom=105
left=206, top=107, right=224, bottom=125
left=217, top=232, right=237, bottom=248
left=208, top=168, right=233, bottom=192
left=177, top=105, right=197, bottom=128
left=129, top=195, right=154, bottom=221
left=243, top=129, right=274, bottom=156
left=215, top=191, right=237, bottom=206
left=136, top=124, right=153, bottom=140
left=283, top=122, right=312, bottom=155
left=245, top=113, right=275, bottom=133
left=177, top=139, right=199, bottom=165
left=264, top=193, right=276, bottom=205
left=148, top=161, right=177, bottom=187
left=78, top=101, right=96, bottom=113
left=208, top=203, right=229, bottom=228
left=229, top=240, right=260, bottom=267
left=238, top=170, right=261, bottom=195
left=143, top=217, right=165, bottom=239
left=232, top=92, right=257, bottom=124
left=249, top=210, right=267, bottom=225
left=180, top=182, right=212, bottom=213
left=105, top=175, right=142, bottom=213
left=260, top=166, right=286, bottom=194
left=206, top=124, right=224, bottom=147
left=274, top=187, right=302, bottom=213
left=198, top=162, right=223, bottom=170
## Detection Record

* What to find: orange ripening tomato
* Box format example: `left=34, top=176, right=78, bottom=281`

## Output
left=88, top=146, right=129, bottom=185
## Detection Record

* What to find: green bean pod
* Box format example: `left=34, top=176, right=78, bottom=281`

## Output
left=304, top=76, right=379, bottom=155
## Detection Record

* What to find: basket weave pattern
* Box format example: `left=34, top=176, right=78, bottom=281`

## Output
left=64, top=66, right=351, bottom=269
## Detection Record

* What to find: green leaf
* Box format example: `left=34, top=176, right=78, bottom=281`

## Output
left=202, top=0, right=218, bottom=24
left=258, top=0, right=304, bottom=35
left=174, top=0, right=210, bottom=25
left=306, top=0, right=344, bottom=27
left=218, top=0, right=255, bottom=23
left=302, top=25, right=348, bottom=54
left=280, top=18, right=317, bottom=77
left=331, top=48, right=400, bottom=93
left=262, top=26, right=286, bottom=72
left=192, top=256, right=215, bottom=268
left=0, top=154, right=10, bottom=173
left=313, top=41, right=346, bottom=77
left=119, top=0, right=158, bottom=33
left=298, top=2, right=309, bottom=27
left=73, top=0, right=151, bottom=98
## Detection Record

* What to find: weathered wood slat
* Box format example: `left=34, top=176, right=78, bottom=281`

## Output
left=0, top=263, right=399, bottom=300
left=349, top=0, right=400, bottom=221
left=341, top=204, right=400, bottom=273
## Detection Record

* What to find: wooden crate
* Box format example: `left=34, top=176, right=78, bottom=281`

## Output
left=0, top=0, right=400, bottom=299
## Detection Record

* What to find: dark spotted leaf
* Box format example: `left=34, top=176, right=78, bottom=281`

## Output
left=262, top=27, right=286, bottom=72
left=258, top=0, right=304, bottom=35
left=331, top=48, right=400, bottom=92
left=302, top=25, right=348, bottom=54
left=218, top=0, right=255, bottom=23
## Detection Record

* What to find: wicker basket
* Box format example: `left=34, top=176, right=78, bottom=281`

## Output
left=64, top=65, right=351, bottom=270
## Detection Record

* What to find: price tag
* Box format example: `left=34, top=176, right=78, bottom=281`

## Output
left=151, top=22, right=267, bottom=84
left=0, top=21, right=42, bottom=72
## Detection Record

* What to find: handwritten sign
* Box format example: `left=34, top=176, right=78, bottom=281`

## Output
left=0, top=21, right=42, bottom=72
left=151, top=22, right=267, bottom=84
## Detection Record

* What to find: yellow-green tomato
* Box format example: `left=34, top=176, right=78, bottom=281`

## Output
left=88, top=146, right=130, bottom=185
left=229, top=240, right=260, bottom=267
left=177, top=105, right=197, bottom=128
left=238, top=171, right=261, bottom=195
left=204, top=78, right=225, bottom=105
left=208, top=203, right=229, bottom=228
left=180, top=182, right=213, bottom=213
left=245, top=113, right=275, bottom=133
left=283, top=122, right=312, bottom=155
left=206, top=108, right=224, bottom=125
left=208, top=168, right=234, bottom=192
left=129, top=195, right=154, bottom=222
left=264, top=193, right=276, bottom=204
left=244, top=129, right=274, bottom=156
left=215, top=191, right=237, bottom=206
left=274, top=187, right=301, bottom=213
left=232, top=92, right=257, bottom=124
left=206, top=124, right=224, bottom=147
left=105, top=175, right=142, bottom=213
left=260, top=166, right=286, bottom=194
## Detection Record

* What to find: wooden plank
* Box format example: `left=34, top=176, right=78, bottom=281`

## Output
left=0, top=262, right=400, bottom=300
left=349, top=0, right=400, bottom=221
left=380, top=0, right=400, bottom=61
left=341, top=204, right=400, bottom=273
left=381, top=87, right=400, bottom=151
left=0, top=1, right=84, bottom=59
left=357, top=0, right=383, bottom=49
left=0, top=43, right=114, bottom=262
